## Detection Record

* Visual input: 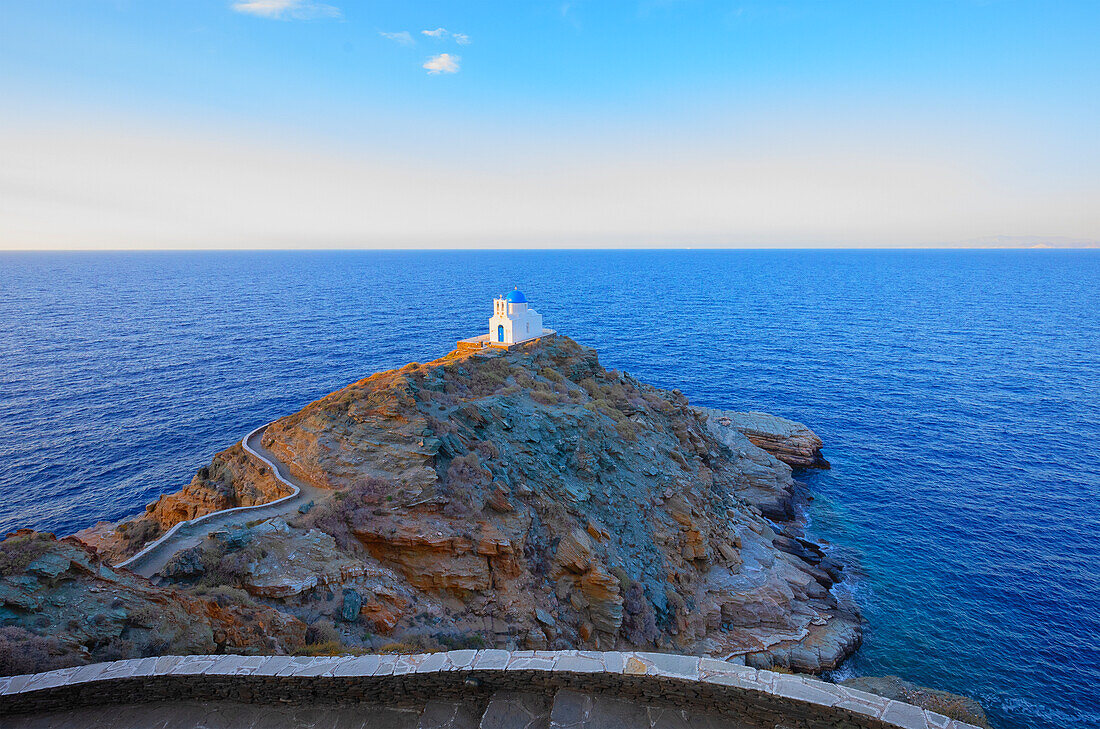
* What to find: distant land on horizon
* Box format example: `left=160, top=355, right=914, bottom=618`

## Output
left=953, top=235, right=1100, bottom=249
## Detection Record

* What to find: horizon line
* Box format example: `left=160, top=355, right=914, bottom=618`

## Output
left=2, top=246, right=1100, bottom=254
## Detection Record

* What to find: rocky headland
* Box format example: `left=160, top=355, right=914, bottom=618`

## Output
left=3, top=335, right=858, bottom=676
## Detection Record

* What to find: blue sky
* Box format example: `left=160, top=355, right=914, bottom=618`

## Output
left=1, top=0, right=1097, bottom=248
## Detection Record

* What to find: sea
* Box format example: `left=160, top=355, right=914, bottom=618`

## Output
left=1, top=250, right=1098, bottom=729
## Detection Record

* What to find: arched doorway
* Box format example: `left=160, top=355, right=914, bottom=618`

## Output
left=497, top=324, right=505, bottom=343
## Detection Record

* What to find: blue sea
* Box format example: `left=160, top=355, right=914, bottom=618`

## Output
left=1, top=250, right=1098, bottom=729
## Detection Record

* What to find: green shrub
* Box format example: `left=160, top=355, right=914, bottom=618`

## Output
left=435, top=633, right=488, bottom=650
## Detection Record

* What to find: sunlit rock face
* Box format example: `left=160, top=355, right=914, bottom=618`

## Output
left=136, top=335, right=857, bottom=671
left=0, top=530, right=306, bottom=675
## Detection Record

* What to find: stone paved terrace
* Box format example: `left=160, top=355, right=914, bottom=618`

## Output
left=0, top=650, right=981, bottom=729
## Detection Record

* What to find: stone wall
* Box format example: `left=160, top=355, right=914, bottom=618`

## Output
left=0, top=650, right=978, bottom=729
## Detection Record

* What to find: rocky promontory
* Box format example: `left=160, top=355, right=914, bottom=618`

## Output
left=3, top=335, right=858, bottom=675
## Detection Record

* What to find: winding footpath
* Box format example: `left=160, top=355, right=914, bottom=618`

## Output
left=114, top=424, right=327, bottom=579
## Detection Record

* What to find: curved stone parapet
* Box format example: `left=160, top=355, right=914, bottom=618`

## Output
left=1, top=650, right=980, bottom=729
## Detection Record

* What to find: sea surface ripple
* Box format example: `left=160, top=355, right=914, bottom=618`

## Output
left=1, top=250, right=1098, bottom=729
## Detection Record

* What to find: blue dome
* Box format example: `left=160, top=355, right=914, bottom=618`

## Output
left=504, top=288, right=527, bottom=303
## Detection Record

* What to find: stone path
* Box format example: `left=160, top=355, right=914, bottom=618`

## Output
left=117, top=424, right=327, bottom=579
left=2, top=690, right=776, bottom=729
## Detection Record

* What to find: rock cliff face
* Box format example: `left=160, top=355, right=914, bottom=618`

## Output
left=148, top=336, right=857, bottom=671
left=0, top=531, right=305, bottom=675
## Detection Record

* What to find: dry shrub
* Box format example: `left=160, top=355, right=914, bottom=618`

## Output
left=643, top=391, right=676, bottom=415
left=192, top=585, right=259, bottom=609
left=378, top=642, right=423, bottom=654
left=348, top=476, right=391, bottom=506
left=620, top=582, right=660, bottom=646
left=306, top=618, right=341, bottom=645
left=531, top=391, right=560, bottom=406
left=117, top=518, right=163, bottom=551
left=303, top=477, right=396, bottom=553
left=513, top=371, right=538, bottom=390
left=0, top=626, right=75, bottom=675
left=578, top=377, right=602, bottom=399
left=613, top=417, right=640, bottom=441
left=474, top=440, right=500, bottom=461
left=0, top=532, right=54, bottom=576
left=441, top=453, right=490, bottom=516
left=470, top=370, right=506, bottom=396
left=294, top=641, right=344, bottom=656
left=539, top=367, right=565, bottom=384
left=425, top=414, right=457, bottom=435
left=446, top=453, right=491, bottom=488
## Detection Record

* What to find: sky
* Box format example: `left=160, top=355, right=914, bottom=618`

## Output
left=0, top=0, right=1098, bottom=250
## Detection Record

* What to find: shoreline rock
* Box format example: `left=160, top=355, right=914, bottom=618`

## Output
left=74, top=442, right=292, bottom=564
left=842, top=675, right=990, bottom=728
left=696, top=408, right=831, bottom=470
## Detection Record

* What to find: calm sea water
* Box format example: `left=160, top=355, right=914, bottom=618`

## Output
left=1, top=250, right=1098, bottom=728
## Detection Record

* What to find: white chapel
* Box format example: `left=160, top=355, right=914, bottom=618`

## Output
left=489, top=288, right=547, bottom=345
left=455, top=288, right=553, bottom=352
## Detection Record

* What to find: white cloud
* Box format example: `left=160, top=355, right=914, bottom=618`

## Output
left=231, top=0, right=341, bottom=20
left=422, top=53, right=460, bottom=74
left=419, top=27, right=470, bottom=44
left=379, top=30, right=414, bottom=46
